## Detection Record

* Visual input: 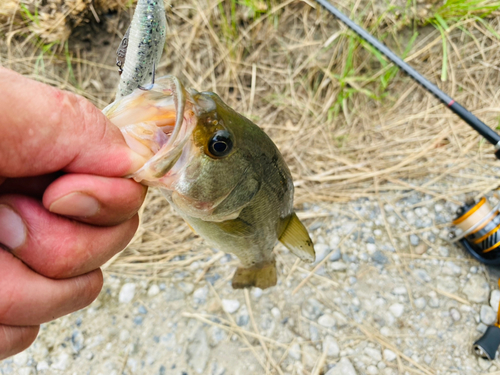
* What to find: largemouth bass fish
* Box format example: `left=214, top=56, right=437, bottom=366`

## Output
left=103, top=77, right=315, bottom=289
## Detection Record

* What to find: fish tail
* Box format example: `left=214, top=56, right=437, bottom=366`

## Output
left=231, top=260, right=277, bottom=290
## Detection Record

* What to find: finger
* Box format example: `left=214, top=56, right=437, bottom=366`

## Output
left=43, top=174, right=147, bottom=226
left=0, top=324, right=40, bottom=360
left=0, top=250, right=102, bottom=326
left=0, top=173, right=61, bottom=199
left=0, top=67, right=146, bottom=178
left=0, top=195, right=138, bottom=278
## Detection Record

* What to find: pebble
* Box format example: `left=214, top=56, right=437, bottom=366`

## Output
left=415, top=297, right=427, bottom=309
left=364, top=347, right=382, bottom=362
left=449, top=308, right=461, bottom=322
left=318, top=314, right=336, bottom=328
left=271, top=307, right=281, bottom=319
left=302, top=299, right=324, bottom=320
left=325, top=357, right=357, bottom=375
left=119, top=283, right=136, bottom=303
left=221, top=299, right=240, bottom=314
left=13, top=352, right=28, bottom=366
left=490, top=290, right=500, bottom=312
left=389, top=303, right=404, bottom=318
left=330, top=262, right=348, bottom=271
left=36, top=361, right=49, bottom=371
left=372, top=251, right=388, bottom=264
left=478, top=357, right=491, bottom=371
left=323, top=336, right=340, bottom=358
left=147, top=284, right=160, bottom=297
left=51, top=352, right=70, bottom=371
left=480, top=305, right=496, bottom=325
left=477, top=323, right=488, bottom=333
left=314, top=243, right=330, bottom=264
left=463, top=275, right=490, bottom=303
left=187, top=328, right=210, bottom=374
left=71, top=330, right=84, bottom=353
left=392, top=286, right=407, bottom=295
left=193, top=286, right=208, bottom=304
left=366, top=365, right=379, bottom=374
left=252, top=288, right=263, bottom=299
left=409, top=234, right=420, bottom=246
left=329, top=248, right=342, bottom=261
left=383, top=349, right=397, bottom=362
left=289, top=343, right=301, bottom=361
left=414, top=243, right=427, bottom=255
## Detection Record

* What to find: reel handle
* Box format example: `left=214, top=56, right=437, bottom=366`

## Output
left=474, top=325, right=500, bottom=360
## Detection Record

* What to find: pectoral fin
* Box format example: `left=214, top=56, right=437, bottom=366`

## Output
left=232, top=260, right=277, bottom=290
left=279, top=212, right=315, bottom=262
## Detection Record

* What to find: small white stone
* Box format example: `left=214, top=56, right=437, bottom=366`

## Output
left=364, top=347, right=382, bottom=362
left=323, top=336, right=340, bottom=358
left=389, top=303, right=404, bottom=318
left=147, top=284, right=160, bottom=297
left=450, top=308, right=461, bottom=322
left=193, top=287, right=208, bottom=304
left=221, top=299, right=240, bottom=314
left=383, top=349, right=397, bottom=362
left=392, top=286, right=407, bottom=295
left=119, top=329, right=130, bottom=341
left=51, top=352, right=70, bottom=371
left=13, top=351, right=28, bottom=366
left=366, top=365, right=379, bottom=374
left=480, top=305, right=497, bottom=325
left=414, top=297, right=426, bottom=309
left=37, top=361, right=50, bottom=371
left=325, top=357, right=357, bottom=375
left=271, top=307, right=281, bottom=319
left=318, top=314, right=336, bottom=328
left=289, top=343, right=301, bottom=360
left=490, top=290, right=500, bottom=312
left=119, top=283, right=136, bottom=303
left=252, top=288, right=263, bottom=299
left=478, top=357, right=491, bottom=371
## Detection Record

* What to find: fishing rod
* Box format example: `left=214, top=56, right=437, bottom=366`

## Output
left=313, top=0, right=500, bottom=360
left=313, top=0, right=500, bottom=155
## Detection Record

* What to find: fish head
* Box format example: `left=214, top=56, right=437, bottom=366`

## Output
left=104, top=77, right=260, bottom=220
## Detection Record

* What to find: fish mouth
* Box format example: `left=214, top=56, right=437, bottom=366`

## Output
left=103, top=75, right=198, bottom=187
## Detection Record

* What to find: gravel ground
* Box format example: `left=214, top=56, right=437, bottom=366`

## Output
left=2, top=189, right=500, bottom=375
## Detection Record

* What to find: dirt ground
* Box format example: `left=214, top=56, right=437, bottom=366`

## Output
left=2, top=1, right=500, bottom=374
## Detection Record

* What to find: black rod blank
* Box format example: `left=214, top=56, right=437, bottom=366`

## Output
left=314, top=0, right=500, bottom=147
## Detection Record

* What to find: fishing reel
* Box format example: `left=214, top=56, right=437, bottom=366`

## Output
left=451, top=194, right=500, bottom=360
left=452, top=193, right=500, bottom=266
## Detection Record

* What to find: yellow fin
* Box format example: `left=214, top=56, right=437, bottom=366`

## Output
left=279, top=212, right=315, bottom=263
left=215, top=218, right=254, bottom=237
left=232, top=261, right=277, bottom=289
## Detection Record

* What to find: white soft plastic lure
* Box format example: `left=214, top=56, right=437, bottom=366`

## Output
left=115, top=0, right=166, bottom=99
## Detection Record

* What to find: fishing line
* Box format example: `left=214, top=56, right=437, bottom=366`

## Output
left=313, top=0, right=500, bottom=359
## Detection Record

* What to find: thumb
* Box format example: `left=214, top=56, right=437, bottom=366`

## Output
left=0, top=67, right=146, bottom=178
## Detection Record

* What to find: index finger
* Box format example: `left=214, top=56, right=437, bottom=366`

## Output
left=0, top=67, right=145, bottom=178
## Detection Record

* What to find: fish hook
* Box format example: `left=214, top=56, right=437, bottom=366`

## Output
left=139, top=62, right=156, bottom=91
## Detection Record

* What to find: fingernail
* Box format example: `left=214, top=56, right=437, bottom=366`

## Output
left=0, top=205, right=27, bottom=250
left=49, top=192, right=100, bottom=218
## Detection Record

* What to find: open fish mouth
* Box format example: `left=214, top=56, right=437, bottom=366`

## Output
left=103, top=75, right=198, bottom=186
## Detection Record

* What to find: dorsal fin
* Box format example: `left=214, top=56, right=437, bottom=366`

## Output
left=279, top=212, right=315, bottom=263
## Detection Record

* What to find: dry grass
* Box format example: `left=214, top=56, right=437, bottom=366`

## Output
left=2, top=0, right=500, bottom=279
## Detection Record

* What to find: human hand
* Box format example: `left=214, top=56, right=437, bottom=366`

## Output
left=0, top=67, right=147, bottom=360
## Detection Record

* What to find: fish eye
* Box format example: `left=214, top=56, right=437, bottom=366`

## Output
left=208, top=130, right=233, bottom=158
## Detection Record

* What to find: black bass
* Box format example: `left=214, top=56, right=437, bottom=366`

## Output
left=103, top=77, right=315, bottom=289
